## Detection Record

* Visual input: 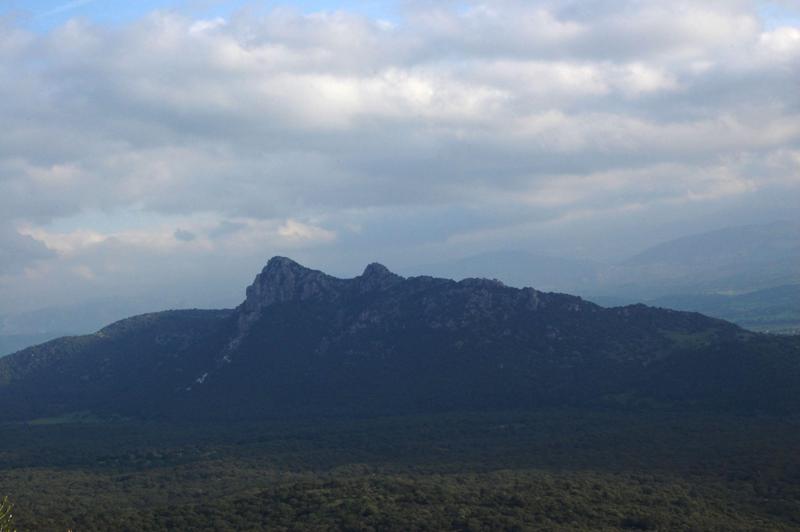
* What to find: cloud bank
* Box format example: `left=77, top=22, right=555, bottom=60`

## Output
left=0, top=0, right=798, bottom=311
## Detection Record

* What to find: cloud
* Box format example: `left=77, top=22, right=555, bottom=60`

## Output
left=277, top=219, right=337, bottom=243
left=174, top=229, right=196, bottom=242
left=207, top=220, right=246, bottom=239
left=0, top=1, right=797, bottom=311
left=0, top=229, right=54, bottom=275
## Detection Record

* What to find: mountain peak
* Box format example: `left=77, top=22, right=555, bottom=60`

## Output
left=242, top=257, right=340, bottom=312
left=363, top=262, right=391, bottom=277
left=358, top=262, right=404, bottom=291
left=264, top=255, right=308, bottom=272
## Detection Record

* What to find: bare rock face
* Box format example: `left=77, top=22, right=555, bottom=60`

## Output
left=219, top=258, right=342, bottom=366
left=242, top=257, right=344, bottom=313
left=242, top=258, right=406, bottom=313
left=224, top=258, right=405, bottom=368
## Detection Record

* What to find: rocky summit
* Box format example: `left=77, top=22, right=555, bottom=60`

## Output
left=0, top=257, right=798, bottom=421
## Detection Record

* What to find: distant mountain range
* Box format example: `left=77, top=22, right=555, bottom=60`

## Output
left=592, top=285, right=800, bottom=335
left=407, top=220, right=800, bottom=332
left=611, top=220, right=800, bottom=298
left=414, top=221, right=800, bottom=297
left=0, top=257, right=798, bottom=422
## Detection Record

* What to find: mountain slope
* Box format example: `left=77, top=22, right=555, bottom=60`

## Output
left=0, top=309, right=234, bottom=419
left=0, top=257, right=798, bottom=421
left=0, top=333, right=68, bottom=359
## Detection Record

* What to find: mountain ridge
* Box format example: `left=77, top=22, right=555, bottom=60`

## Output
left=0, top=257, right=798, bottom=421
left=3, top=221, right=796, bottom=357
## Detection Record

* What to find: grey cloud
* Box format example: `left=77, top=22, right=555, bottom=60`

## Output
left=0, top=229, right=54, bottom=275
left=208, top=221, right=247, bottom=239
left=0, top=1, right=797, bottom=312
left=0, top=4, right=795, bottom=222
left=174, top=229, right=196, bottom=242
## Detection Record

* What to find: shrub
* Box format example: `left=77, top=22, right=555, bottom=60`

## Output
left=0, top=496, right=15, bottom=532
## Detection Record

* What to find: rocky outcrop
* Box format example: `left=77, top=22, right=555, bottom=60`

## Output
left=221, top=257, right=405, bottom=368
left=242, top=257, right=345, bottom=312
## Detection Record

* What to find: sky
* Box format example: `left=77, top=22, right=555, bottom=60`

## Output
left=0, top=0, right=798, bottom=313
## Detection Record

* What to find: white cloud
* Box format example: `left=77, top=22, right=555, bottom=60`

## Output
left=277, top=219, right=337, bottom=242
left=759, top=26, right=800, bottom=56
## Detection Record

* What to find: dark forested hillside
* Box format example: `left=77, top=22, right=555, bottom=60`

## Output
left=0, top=256, right=798, bottom=421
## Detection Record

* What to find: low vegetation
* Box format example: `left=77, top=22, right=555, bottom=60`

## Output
left=0, top=496, right=15, bottom=532
left=1, top=409, right=798, bottom=530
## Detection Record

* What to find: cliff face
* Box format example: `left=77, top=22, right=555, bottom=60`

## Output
left=0, top=257, right=798, bottom=421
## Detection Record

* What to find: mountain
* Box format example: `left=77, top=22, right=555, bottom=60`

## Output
left=410, top=222, right=800, bottom=331
left=0, top=257, right=798, bottom=421
left=6, top=223, right=791, bottom=358
left=411, top=222, right=800, bottom=299
left=0, top=333, right=68, bottom=359
left=608, top=220, right=800, bottom=298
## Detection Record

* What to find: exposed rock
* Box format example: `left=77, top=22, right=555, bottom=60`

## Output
left=242, top=256, right=345, bottom=312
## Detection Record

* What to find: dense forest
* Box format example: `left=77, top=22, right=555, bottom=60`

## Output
left=1, top=409, right=799, bottom=530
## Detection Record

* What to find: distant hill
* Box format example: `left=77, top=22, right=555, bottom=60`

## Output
left=646, top=285, right=800, bottom=335
left=407, top=222, right=800, bottom=299
left=592, top=285, right=800, bottom=335
left=610, top=220, right=800, bottom=298
left=0, top=257, right=798, bottom=422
